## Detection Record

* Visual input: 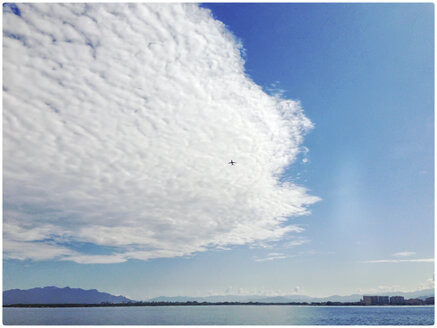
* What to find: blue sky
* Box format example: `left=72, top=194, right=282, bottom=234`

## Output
left=3, top=3, right=434, bottom=300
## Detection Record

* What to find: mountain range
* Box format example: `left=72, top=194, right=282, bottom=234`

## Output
left=3, top=286, right=434, bottom=305
left=3, top=286, right=132, bottom=305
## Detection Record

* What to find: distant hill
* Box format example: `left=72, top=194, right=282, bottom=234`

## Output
left=3, top=286, right=132, bottom=305
left=148, top=289, right=435, bottom=303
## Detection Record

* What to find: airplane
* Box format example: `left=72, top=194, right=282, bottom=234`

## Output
left=228, top=160, right=236, bottom=166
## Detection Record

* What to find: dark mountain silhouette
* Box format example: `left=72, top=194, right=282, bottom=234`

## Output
left=3, top=286, right=132, bottom=305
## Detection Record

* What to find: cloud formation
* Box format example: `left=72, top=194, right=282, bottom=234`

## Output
left=3, top=3, right=319, bottom=263
left=361, top=258, right=434, bottom=264
left=358, top=277, right=434, bottom=294
left=255, top=252, right=288, bottom=262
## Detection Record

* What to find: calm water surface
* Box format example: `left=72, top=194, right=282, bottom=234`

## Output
left=3, top=305, right=434, bottom=325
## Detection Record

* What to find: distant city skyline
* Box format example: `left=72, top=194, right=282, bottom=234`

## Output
left=3, top=3, right=434, bottom=300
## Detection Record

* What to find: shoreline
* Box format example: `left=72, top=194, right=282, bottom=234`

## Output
left=3, top=302, right=435, bottom=308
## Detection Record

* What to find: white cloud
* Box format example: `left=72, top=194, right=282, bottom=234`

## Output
left=393, top=251, right=416, bottom=257
left=3, top=3, right=319, bottom=264
left=361, top=258, right=434, bottom=264
left=418, top=277, right=434, bottom=290
left=358, top=285, right=402, bottom=294
left=265, top=82, right=287, bottom=97
left=285, top=238, right=310, bottom=248
left=3, top=240, right=76, bottom=261
left=255, top=252, right=288, bottom=262
left=215, top=246, right=231, bottom=251
left=301, top=146, right=309, bottom=164
left=358, top=277, right=434, bottom=294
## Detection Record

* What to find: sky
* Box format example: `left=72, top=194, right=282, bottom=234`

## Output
left=2, top=3, right=434, bottom=300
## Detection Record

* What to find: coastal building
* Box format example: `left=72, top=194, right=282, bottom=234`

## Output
left=361, top=295, right=430, bottom=306
left=389, top=296, right=405, bottom=305
left=405, top=298, right=424, bottom=305
left=362, top=296, right=379, bottom=305
left=378, top=296, right=389, bottom=305
left=362, top=295, right=390, bottom=305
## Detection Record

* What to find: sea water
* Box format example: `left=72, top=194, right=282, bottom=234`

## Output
left=3, top=305, right=434, bottom=325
